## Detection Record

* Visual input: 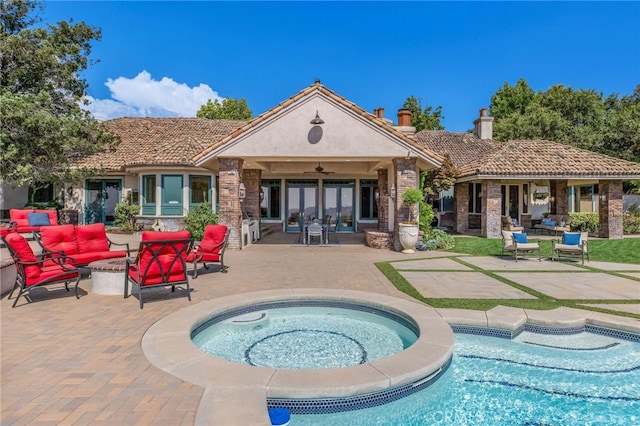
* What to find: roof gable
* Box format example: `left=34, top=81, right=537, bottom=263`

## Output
left=194, top=82, right=443, bottom=167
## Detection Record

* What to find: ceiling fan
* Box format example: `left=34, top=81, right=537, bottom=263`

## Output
left=305, top=162, right=334, bottom=175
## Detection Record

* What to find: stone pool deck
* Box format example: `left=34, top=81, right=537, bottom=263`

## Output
left=1, top=232, right=639, bottom=425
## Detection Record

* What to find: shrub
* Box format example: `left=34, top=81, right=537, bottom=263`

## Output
left=569, top=212, right=599, bottom=232
left=423, top=228, right=455, bottom=250
left=114, top=199, right=140, bottom=232
left=623, top=205, right=640, bottom=234
left=418, top=200, right=435, bottom=236
left=184, top=203, right=218, bottom=241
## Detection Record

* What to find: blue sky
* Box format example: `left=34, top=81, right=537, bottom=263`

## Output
left=43, top=1, right=639, bottom=131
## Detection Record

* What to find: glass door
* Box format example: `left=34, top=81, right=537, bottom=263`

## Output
left=285, top=180, right=318, bottom=232
left=323, top=181, right=355, bottom=232
left=85, top=179, right=122, bottom=224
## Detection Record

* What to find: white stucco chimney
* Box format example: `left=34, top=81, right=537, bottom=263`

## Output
left=473, top=107, right=494, bottom=140
left=395, top=108, right=415, bottom=136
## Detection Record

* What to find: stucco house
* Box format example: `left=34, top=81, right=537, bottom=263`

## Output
left=30, top=80, right=640, bottom=249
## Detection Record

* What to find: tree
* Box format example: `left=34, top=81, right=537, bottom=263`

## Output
left=421, top=154, right=458, bottom=196
left=490, top=77, right=537, bottom=119
left=0, top=0, right=118, bottom=188
left=402, top=96, right=444, bottom=131
left=197, top=97, right=253, bottom=120
left=489, top=78, right=640, bottom=164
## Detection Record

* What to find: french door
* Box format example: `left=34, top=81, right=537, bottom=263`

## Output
left=85, top=179, right=122, bottom=224
left=285, top=180, right=318, bottom=232
left=323, top=180, right=355, bottom=232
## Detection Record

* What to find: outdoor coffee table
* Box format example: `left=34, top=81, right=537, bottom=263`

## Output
left=88, top=258, right=130, bottom=296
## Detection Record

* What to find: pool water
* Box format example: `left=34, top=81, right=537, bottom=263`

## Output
left=192, top=306, right=418, bottom=369
left=290, top=331, right=640, bottom=425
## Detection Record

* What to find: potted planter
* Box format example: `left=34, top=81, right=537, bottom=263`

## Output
left=399, top=188, right=423, bottom=253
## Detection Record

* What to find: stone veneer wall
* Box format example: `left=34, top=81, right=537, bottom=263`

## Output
left=483, top=181, right=502, bottom=238
left=555, top=180, right=569, bottom=215
left=454, top=182, right=469, bottom=234
left=365, top=231, right=394, bottom=249
left=242, top=169, right=262, bottom=219
left=218, top=158, right=244, bottom=249
left=377, top=169, right=389, bottom=232
left=599, top=180, right=623, bottom=239
left=392, top=158, right=418, bottom=251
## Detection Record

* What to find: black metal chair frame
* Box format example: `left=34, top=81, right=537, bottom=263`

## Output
left=124, top=238, right=194, bottom=309
left=190, top=228, right=230, bottom=278
left=2, top=236, right=80, bottom=308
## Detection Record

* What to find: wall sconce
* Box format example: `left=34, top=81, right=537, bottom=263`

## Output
left=600, top=190, right=607, bottom=206
left=389, top=183, right=396, bottom=200
left=310, top=110, right=324, bottom=126
left=259, top=187, right=265, bottom=203
left=374, top=188, right=380, bottom=203
left=239, top=182, right=246, bottom=200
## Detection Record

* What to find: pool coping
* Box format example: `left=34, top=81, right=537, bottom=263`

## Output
left=142, top=289, right=640, bottom=426
left=142, top=289, right=455, bottom=425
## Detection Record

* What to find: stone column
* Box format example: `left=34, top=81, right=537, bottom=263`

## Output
left=598, top=181, right=623, bottom=239
left=555, top=180, right=569, bottom=215
left=483, top=181, right=502, bottom=238
left=218, top=158, right=244, bottom=249
left=454, top=182, right=469, bottom=234
left=242, top=169, right=262, bottom=220
left=392, top=157, right=418, bottom=251
left=377, top=169, right=389, bottom=232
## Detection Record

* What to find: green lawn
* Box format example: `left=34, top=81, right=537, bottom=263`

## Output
left=376, top=235, right=640, bottom=319
left=448, top=236, right=640, bottom=264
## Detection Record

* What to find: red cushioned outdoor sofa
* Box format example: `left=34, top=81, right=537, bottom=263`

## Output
left=9, top=209, right=58, bottom=234
left=125, top=230, right=194, bottom=309
left=2, top=232, right=81, bottom=307
left=34, top=223, right=130, bottom=267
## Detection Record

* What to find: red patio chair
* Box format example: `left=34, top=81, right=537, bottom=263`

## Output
left=186, top=224, right=230, bottom=278
left=2, top=232, right=80, bottom=308
left=125, top=231, right=194, bottom=309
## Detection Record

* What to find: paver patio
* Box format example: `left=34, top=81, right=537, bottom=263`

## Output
left=1, top=232, right=639, bottom=425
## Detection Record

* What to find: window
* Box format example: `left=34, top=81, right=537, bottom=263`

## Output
left=142, top=175, right=156, bottom=215
left=439, top=187, right=454, bottom=212
left=261, top=179, right=281, bottom=219
left=28, top=183, right=54, bottom=205
left=189, top=176, right=211, bottom=210
left=572, top=184, right=597, bottom=212
left=360, top=180, right=378, bottom=220
left=469, top=183, right=482, bottom=214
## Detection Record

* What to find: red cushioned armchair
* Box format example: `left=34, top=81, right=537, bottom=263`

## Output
left=2, top=232, right=81, bottom=308
left=186, top=224, right=230, bottom=278
left=125, top=231, right=194, bottom=309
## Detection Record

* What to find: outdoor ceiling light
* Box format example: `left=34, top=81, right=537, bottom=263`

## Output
left=310, top=110, right=325, bottom=126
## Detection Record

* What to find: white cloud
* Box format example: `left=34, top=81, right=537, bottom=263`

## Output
left=83, top=71, right=222, bottom=120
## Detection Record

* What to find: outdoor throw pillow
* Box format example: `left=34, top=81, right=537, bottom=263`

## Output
left=512, top=218, right=519, bottom=226
left=27, top=212, right=50, bottom=227
left=562, top=233, right=581, bottom=245
left=512, top=233, right=528, bottom=244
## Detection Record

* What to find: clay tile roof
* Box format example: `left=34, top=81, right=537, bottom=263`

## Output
left=414, top=131, right=640, bottom=179
left=73, top=117, right=247, bottom=170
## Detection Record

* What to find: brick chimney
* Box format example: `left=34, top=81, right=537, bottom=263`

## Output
left=373, top=107, right=385, bottom=119
left=473, top=107, right=494, bottom=140
left=395, top=108, right=415, bottom=136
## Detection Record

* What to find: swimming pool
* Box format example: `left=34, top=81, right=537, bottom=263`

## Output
left=288, top=329, right=640, bottom=425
